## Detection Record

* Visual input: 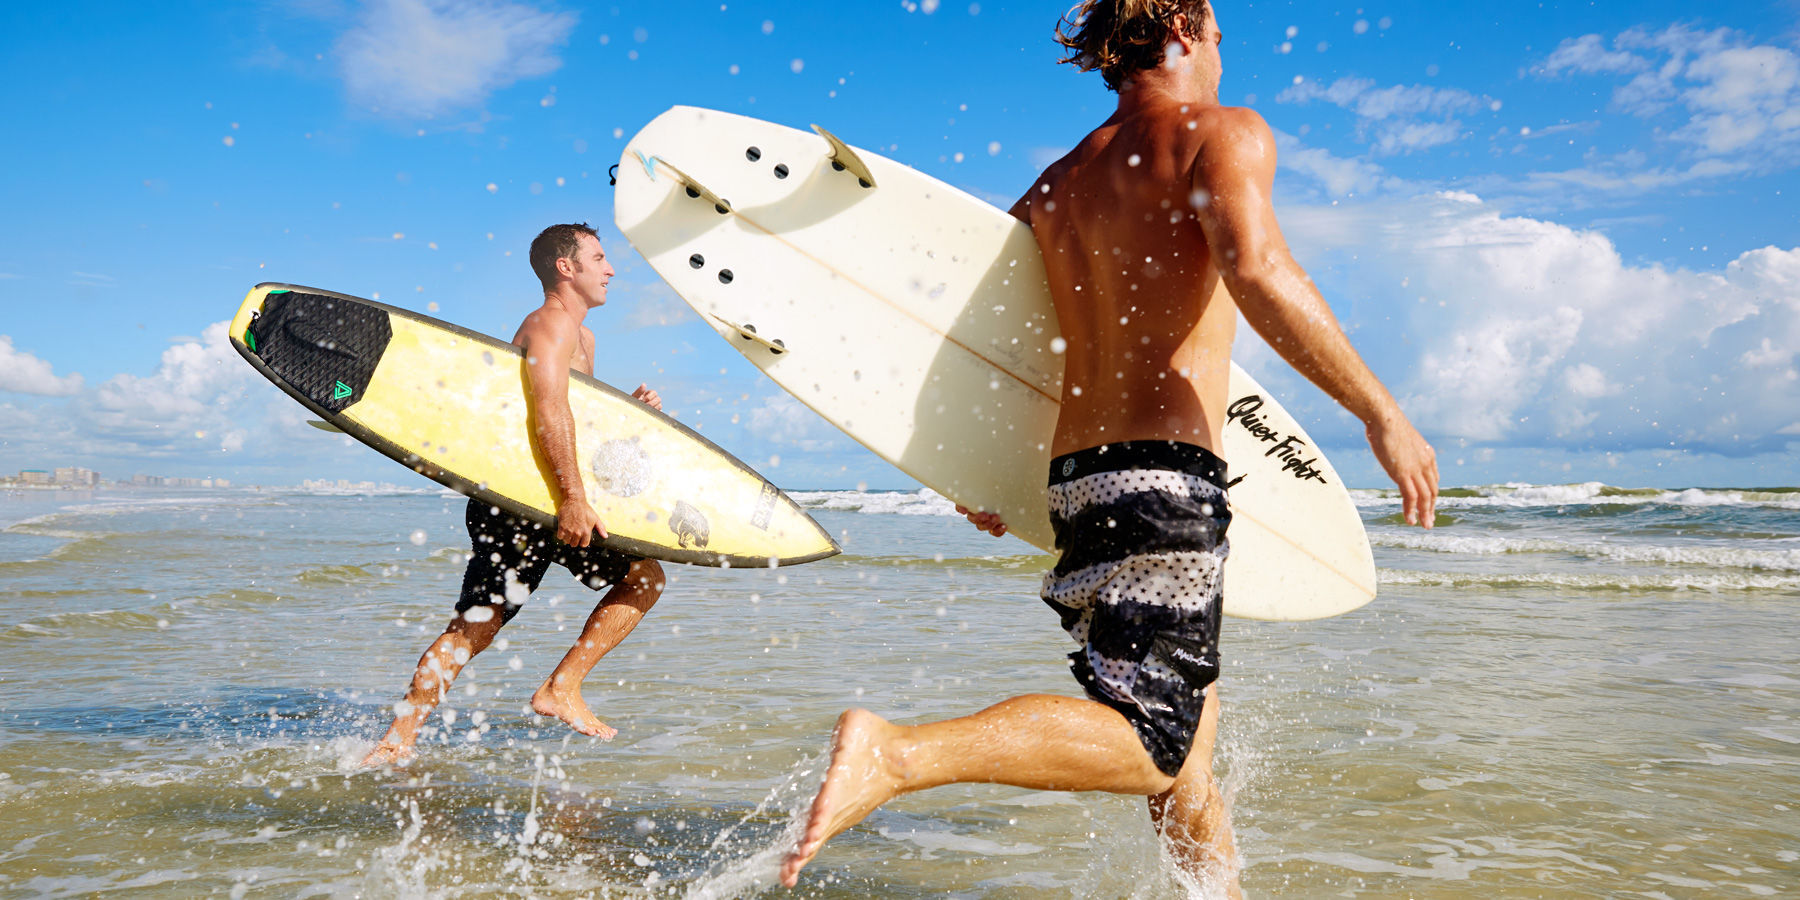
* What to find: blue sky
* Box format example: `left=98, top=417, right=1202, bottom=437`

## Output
left=2, top=0, right=1796, bottom=489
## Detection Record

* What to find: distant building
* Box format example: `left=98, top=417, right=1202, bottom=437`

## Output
left=20, top=470, right=51, bottom=485
left=54, top=467, right=99, bottom=487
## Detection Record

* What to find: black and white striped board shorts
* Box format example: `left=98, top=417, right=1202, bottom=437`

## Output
left=1042, top=440, right=1231, bottom=776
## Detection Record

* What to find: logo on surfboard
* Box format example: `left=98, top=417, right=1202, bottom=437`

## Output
left=1226, top=396, right=1328, bottom=485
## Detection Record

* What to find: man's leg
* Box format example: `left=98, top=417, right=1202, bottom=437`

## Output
left=780, top=693, right=1178, bottom=887
left=361, top=605, right=508, bottom=766
left=1147, top=687, right=1241, bottom=898
left=530, top=558, right=665, bottom=738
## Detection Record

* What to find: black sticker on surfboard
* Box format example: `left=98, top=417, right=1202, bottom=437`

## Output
left=247, top=291, right=392, bottom=414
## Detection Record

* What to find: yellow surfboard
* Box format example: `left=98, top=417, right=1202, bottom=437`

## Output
left=229, top=283, right=837, bottom=567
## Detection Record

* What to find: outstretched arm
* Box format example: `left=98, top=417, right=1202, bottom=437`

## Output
left=1191, top=110, right=1439, bottom=526
left=518, top=316, right=605, bottom=546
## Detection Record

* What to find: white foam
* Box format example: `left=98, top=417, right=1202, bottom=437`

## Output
left=788, top=488, right=962, bottom=517
left=1378, top=568, right=1800, bottom=592
left=1370, top=533, right=1800, bottom=572
left=1352, top=483, right=1800, bottom=510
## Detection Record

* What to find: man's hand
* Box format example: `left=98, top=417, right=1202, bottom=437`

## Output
left=556, top=498, right=607, bottom=547
left=954, top=505, right=1008, bottom=538
left=632, top=384, right=662, bottom=411
left=1366, top=413, right=1439, bottom=528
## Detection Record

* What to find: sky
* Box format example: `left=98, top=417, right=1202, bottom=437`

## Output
left=1, top=0, right=1796, bottom=490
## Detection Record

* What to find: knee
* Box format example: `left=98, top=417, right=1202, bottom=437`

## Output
left=629, top=559, right=666, bottom=598
left=447, top=608, right=506, bottom=650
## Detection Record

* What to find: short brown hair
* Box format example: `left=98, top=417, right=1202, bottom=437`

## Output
left=529, top=222, right=599, bottom=290
left=1056, top=0, right=1211, bottom=92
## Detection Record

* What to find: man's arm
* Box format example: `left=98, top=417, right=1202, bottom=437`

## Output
left=1191, top=110, right=1439, bottom=527
left=518, top=317, right=605, bottom=546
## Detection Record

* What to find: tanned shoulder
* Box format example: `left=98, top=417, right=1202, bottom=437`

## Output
left=1192, top=107, right=1277, bottom=185
left=515, top=306, right=574, bottom=357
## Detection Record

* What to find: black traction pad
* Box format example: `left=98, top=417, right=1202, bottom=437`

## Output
left=246, top=290, right=393, bottom=414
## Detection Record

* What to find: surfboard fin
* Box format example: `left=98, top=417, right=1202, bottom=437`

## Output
left=306, top=419, right=345, bottom=433
left=648, top=157, right=733, bottom=215
left=811, top=124, right=876, bottom=189
left=711, top=315, right=787, bottom=355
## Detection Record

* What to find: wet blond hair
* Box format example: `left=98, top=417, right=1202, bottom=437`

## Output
left=1056, top=0, right=1211, bottom=91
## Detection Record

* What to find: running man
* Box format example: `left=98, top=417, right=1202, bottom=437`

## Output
left=781, top=1, right=1438, bottom=890
left=363, top=223, right=668, bottom=766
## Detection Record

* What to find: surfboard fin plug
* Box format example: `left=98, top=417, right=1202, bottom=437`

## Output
left=811, top=125, right=876, bottom=189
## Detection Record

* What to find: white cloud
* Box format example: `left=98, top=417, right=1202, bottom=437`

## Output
left=1540, top=33, right=1648, bottom=75
left=0, top=337, right=83, bottom=396
left=1274, top=192, right=1800, bottom=455
left=336, top=0, right=577, bottom=118
left=1277, top=77, right=1489, bottom=156
left=1272, top=130, right=1402, bottom=197
left=744, top=392, right=835, bottom=451
left=1539, top=25, right=1800, bottom=168
left=0, top=321, right=369, bottom=475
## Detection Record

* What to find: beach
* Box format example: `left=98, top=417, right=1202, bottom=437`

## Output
left=1, top=484, right=1795, bottom=897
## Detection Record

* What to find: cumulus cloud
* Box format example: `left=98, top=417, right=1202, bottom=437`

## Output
left=744, top=392, right=835, bottom=451
left=0, top=321, right=368, bottom=476
left=1273, top=192, right=1800, bottom=455
left=0, top=336, right=84, bottom=396
left=1538, top=25, right=1800, bottom=168
left=1277, top=77, right=1491, bottom=155
left=336, top=0, right=577, bottom=118
left=1273, top=130, right=1401, bottom=197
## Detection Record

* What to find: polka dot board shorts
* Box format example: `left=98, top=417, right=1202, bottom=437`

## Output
left=1043, top=441, right=1231, bottom=777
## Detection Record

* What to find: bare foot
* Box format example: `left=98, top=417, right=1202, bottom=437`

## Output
left=780, top=709, right=905, bottom=888
left=360, top=740, right=414, bottom=768
left=531, top=683, right=618, bottom=740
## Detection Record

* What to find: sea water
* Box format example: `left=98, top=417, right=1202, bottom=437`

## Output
left=0, top=483, right=1795, bottom=897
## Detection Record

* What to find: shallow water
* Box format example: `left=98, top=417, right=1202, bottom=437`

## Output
left=1, top=485, right=1795, bottom=897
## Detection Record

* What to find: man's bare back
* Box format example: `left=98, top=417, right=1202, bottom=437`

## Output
left=1021, top=101, right=1247, bottom=458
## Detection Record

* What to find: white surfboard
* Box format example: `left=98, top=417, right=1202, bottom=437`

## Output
left=615, top=106, right=1376, bottom=620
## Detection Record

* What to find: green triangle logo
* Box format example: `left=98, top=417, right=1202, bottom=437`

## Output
left=333, top=381, right=353, bottom=400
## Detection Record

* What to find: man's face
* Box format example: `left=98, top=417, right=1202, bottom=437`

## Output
left=565, top=233, right=614, bottom=307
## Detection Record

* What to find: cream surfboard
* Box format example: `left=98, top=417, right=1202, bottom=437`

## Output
left=228, top=283, right=837, bottom=568
left=614, top=107, right=1374, bottom=618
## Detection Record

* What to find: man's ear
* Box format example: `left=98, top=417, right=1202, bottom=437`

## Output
left=1169, top=13, right=1198, bottom=54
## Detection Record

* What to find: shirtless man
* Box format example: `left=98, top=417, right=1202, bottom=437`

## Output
left=780, top=1, right=1437, bottom=890
left=363, top=223, right=668, bottom=766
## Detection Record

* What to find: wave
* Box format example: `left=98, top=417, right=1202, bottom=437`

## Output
left=0, top=607, right=171, bottom=643
left=1370, top=533, right=1800, bottom=572
left=271, top=485, right=447, bottom=498
left=1352, top=482, right=1800, bottom=510
left=831, top=552, right=1050, bottom=570
left=792, top=483, right=1799, bottom=517
left=1377, top=568, right=1800, bottom=593
left=788, top=488, right=962, bottom=517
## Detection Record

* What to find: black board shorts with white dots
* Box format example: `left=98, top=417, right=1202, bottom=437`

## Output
left=1043, top=440, right=1231, bottom=777
left=455, top=499, right=639, bottom=625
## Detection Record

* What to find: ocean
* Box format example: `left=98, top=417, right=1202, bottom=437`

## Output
left=1, top=482, right=1795, bottom=898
